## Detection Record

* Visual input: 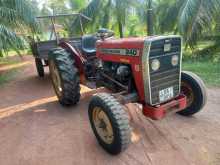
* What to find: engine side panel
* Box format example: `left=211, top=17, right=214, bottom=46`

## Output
left=96, top=38, right=146, bottom=102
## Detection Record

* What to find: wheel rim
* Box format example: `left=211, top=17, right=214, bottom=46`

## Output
left=181, top=82, right=194, bottom=108
left=50, top=61, right=62, bottom=97
left=92, top=107, right=114, bottom=144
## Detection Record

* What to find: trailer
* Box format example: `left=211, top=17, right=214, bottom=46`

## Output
left=29, top=13, right=91, bottom=77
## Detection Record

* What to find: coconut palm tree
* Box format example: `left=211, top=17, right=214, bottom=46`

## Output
left=69, top=0, right=87, bottom=11
left=195, top=14, right=220, bottom=61
left=70, top=0, right=103, bottom=36
left=70, top=0, right=134, bottom=38
left=157, top=0, right=220, bottom=48
left=146, top=0, right=154, bottom=35
left=0, top=0, right=38, bottom=56
left=46, top=0, right=220, bottom=51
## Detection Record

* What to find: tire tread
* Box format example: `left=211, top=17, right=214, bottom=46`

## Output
left=89, top=93, right=131, bottom=155
left=49, top=48, right=80, bottom=106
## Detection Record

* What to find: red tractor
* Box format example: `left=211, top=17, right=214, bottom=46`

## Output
left=48, top=29, right=207, bottom=155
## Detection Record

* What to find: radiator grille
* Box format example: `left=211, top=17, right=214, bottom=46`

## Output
left=149, top=37, right=181, bottom=105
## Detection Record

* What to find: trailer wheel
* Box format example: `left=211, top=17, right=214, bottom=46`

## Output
left=35, top=58, right=44, bottom=77
left=88, top=93, right=131, bottom=155
left=178, top=71, right=207, bottom=116
left=49, top=48, right=80, bottom=106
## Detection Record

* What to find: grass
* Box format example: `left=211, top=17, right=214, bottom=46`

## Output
left=0, top=69, right=18, bottom=86
left=0, top=58, right=19, bottom=66
left=183, top=60, right=220, bottom=87
left=0, top=56, right=24, bottom=86
left=182, top=40, right=220, bottom=87
left=0, top=49, right=31, bottom=59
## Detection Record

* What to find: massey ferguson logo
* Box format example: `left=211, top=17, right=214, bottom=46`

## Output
left=101, top=48, right=139, bottom=56
left=164, top=43, right=171, bottom=52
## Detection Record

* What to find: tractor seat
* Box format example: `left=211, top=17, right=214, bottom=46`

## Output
left=81, top=35, right=97, bottom=56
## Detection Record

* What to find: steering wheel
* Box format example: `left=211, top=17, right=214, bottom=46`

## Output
left=97, top=28, right=114, bottom=39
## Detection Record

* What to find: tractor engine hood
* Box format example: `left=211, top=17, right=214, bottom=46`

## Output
left=96, top=36, right=161, bottom=58
left=96, top=37, right=146, bottom=57
left=97, top=37, right=146, bottom=49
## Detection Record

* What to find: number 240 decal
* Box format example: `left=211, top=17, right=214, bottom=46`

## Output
left=126, top=49, right=138, bottom=56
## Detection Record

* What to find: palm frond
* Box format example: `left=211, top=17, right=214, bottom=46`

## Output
left=70, top=0, right=103, bottom=35
left=101, top=0, right=112, bottom=28
left=0, top=0, right=39, bottom=56
left=0, top=7, right=17, bottom=22
left=157, top=0, right=183, bottom=33
left=179, top=0, right=220, bottom=47
left=114, top=0, right=134, bottom=37
left=0, top=24, right=25, bottom=53
left=69, top=0, right=87, bottom=11
left=1, top=0, right=39, bottom=32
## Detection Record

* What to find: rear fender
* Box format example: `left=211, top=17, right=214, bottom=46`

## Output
left=59, top=42, right=85, bottom=74
left=59, top=42, right=86, bottom=83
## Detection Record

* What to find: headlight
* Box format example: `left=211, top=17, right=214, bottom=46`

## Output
left=171, top=55, right=179, bottom=66
left=151, top=59, right=160, bottom=71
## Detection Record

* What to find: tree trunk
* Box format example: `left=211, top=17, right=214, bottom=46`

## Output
left=118, top=21, right=124, bottom=38
left=102, top=0, right=111, bottom=28
left=147, top=0, right=154, bottom=36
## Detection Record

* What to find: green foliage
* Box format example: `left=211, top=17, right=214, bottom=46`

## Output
left=0, top=57, right=20, bottom=85
left=0, top=0, right=39, bottom=56
left=69, top=0, right=87, bottom=11
left=179, top=0, right=218, bottom=47
left=101, top=0, right=112, bottom=29
left=0, top=0, right=219, bottom=62
left=0, top=69, right=18, bottom=85
left=39, top=0, right=220, bottom=50
left=0, top=25, right=24, bottom=57
left=70, top=0, right=136, bottom=37
left=183, top=61, right=220, bottom=87
left=70, top=0, right=102, bottom=35
left=157, top=0, right=220, bottom=47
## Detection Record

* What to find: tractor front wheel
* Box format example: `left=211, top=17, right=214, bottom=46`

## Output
left=88, top=93, right=131, bottom=155
left=178, top=71, right=207, bottom=116
left=49, top=48, right=80, bottom=106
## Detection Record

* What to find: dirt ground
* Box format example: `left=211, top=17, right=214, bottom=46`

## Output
left=0, top=56, right=220, bottom=165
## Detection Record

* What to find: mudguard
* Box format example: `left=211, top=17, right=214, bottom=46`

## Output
left=59, top=42, right=85, bottom=75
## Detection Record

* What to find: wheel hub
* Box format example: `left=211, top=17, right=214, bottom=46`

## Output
left=50, top=61, right=62, bottom=97
left=92, top=107, right=114, bottom=144
left=181, top=82, right=194, bottom=108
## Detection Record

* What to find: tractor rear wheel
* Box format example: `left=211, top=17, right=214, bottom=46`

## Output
left=49, top=48, right=80, bottom=106
left=178, top=71, right=207, bottom=116
left=88, top=93, right=131, bottom=155
left=35, top=58, right=44, bottom=77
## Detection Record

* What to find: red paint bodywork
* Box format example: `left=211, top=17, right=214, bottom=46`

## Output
left=96, top=37, right=187, bottom=120
left=143, top=94, right=187, bottom=120
left=61, top=37, right=187, bottom=120
left=59, top=42, right=85, bottom=75
left=59, top=42, right=87, bottom=83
